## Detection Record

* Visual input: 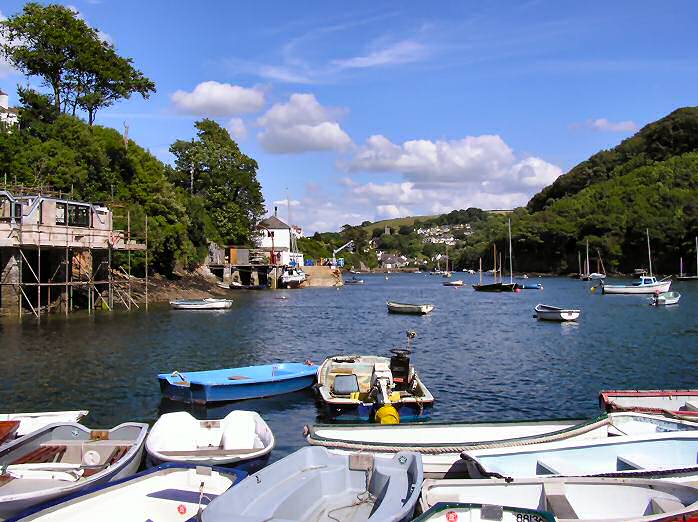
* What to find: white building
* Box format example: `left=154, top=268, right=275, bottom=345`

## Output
left=0, top=89, right=19, bottom=130
left=255, top=211, right=304, bottom=267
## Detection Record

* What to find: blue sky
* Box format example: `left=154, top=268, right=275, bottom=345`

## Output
left=1, top=1, right=697, bottom=232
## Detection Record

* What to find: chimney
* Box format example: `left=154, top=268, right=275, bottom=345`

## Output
left=274, top=206, right=277, bottom=216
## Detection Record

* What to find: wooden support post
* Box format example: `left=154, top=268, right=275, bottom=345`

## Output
left=144, top=214, right=148, bottom=311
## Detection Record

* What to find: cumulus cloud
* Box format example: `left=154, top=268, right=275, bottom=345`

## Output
left=273, top=198, right=301, bottom=208
left=0, top=10, right=16, bottom=79
left=586, top=118, right=638, bottom=132
left=172, top=81, right=265, bottom=116
left=226, top=117, right=247, bottom=140
left=257, top=93, right=352, bottom=153
left=376, top=204, right=412, bottom=219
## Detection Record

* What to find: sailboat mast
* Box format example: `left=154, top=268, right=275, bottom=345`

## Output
left=695, top=236, right=698, bottom=275
left=680, top=257, right=684, bottom=277
left=479, top=257, right=482, bottom=285
left=646, top=228, right=653, bottom=277
left=578, top=251, right=581, bottom=277
left=508, top=218, right=513, bottom=284
left=493, top=244, right=497, bottom=283
left=499, top=253, right=502, bottom=284
left=585, top=240, right=590, bottom=277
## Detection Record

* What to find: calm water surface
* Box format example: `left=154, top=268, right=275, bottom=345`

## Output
left=1, top=274, right=697, bottom=461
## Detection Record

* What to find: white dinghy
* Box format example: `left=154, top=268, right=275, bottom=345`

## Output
left=9, top=463, right=246, bottom=521
left=419, top=476, right=698, bottom=522
left=535, top=304, right=580, bottom=322
left=461, top=431, right=698, bottom=482
left=169, top=298, right=233, bottom=310
left=650, top=291, right=681, bottom=306
left=146, top=411, right=274, bottom=469
left=386, top=302, right=435, bottom=314
left=0, top=422, right=147, bottom=519
left=201, top=447, right=424, bottom=522
left=305, top=412, right=698, bottom=477
left=0, top=411, right=89, bottom=439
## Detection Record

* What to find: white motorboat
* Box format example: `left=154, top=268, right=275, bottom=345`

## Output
left=419, top=476, right=698, bottom=522
left=534, top=304, right=580, bottom=322
left=0, top=411, right=89, bottom=439
left=650, top=291, right=681, bottom=306
left=305, top=412, right=698, bottom=477
left=601, top=275, right=672, bottom=295
left=461, top=431, right=698, bottom=482
left=386, top=301, right=434, bottom=314
left=0, top=422, right=148, bottom=519
left=169, top=298, right=233, bottom=310
left=442, top=280, right=464, bottom=287
left=11, top=463, right=245, bottom=521
left=280, top=267, right=306, bottom=288
left=146, top=411, right=274, bottom=469
left=315, top=345, right=435, bottom=423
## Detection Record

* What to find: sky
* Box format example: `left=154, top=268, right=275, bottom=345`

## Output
left=1, top=1, right=697, bottom=233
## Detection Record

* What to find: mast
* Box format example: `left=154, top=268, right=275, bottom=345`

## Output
left=499, top=253, right=502, bottom=284
left=493, top=244, right=497, bottom=283
left=680, top=257, right=684, bottom=277
left=585, top=240, right=590, bottom=277
left=508, top=218, right=513, bottom=284
left=695, top=236, right=698, bottom=275
left=646, top=228, right=653, bottom=277
left=578, top=251, right=581, bottom=277
left=479, top=257, right=482, bottom=285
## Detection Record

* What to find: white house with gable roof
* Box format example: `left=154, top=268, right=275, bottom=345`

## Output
left=0, top=89, right=19, bottom=130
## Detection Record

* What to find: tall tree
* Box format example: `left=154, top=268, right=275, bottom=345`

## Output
left=0, top=3, right=154, bottom=124
left=170, top=120, right=265, bottom=245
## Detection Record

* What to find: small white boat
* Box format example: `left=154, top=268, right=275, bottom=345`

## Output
left=169, top=298, right=233, bottom=310
left=201, top=447, right=423, bottom=522
left=602, top=275, right=672, bottom=294
left=146, top=411, right=274, bottom=469
left=461, top=431, right=698, bottom=482
left=419, top=476, right=698, bottom=522
left=0, top=422, right=147, bottom=519
left=387, top=301, right=434, bottom=314
left=0, top=411, right=89, bottom=439
left=413, top=502, right=554, bottom=522
left=280, top=267, right=306, bottom=288
left=442, top=280, right=464, bottom=287
left=600, top=390, right=698, bottom=417
left=305, top=412, right=698, bottom=477
left=534, top=304, right=580, bottom=322
left=9, top=463, right=246, bottom=521
left=650, top=291, right=681, bottom=306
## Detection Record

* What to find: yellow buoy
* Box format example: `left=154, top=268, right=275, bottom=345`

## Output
left=375, top=405, right=400, bottom=424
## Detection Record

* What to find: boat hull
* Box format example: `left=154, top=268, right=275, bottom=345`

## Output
left=320, top=400, right=433, bottom=423
left=535, top=305, right=580, bottom=322
left=158, top=363, right=318, bottom=404
left=601, top=280, right=671, bottom=294
left=0, top=412, right=89, bottom=439
left=169, top=299, right=233, bottom=310
left=387, top=302, right=434, bottom=314
left=472, top=283, right=518, bottom=292
left=600, top=389, right=698, bottom=417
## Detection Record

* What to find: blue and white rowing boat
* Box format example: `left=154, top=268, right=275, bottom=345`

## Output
left=8, top=463, right=246, bottom=521
left=462, top=431, right=698, bottom=482
left=158, top=362, right=318, bottom=404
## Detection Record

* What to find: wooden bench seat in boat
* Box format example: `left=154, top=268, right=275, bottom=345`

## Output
left=543, top=483, right=578, bottom=519
left=11, top=446, right=67, bottom=465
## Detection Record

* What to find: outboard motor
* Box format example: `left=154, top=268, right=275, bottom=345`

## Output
left=389, top=349, right=411, bottom=392
left=370, top=362, right=394, bottom=404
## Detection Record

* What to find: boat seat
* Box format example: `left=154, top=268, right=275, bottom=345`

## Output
left=332, top=374, right=359, bottom=396
left=543, top=483, right=578, bottom=519
left=11, top=445, right=66, bottom=465
left=82, top=446, right=130, bottom=477
left=535, top=458, right=580, bottom=476
left=682, top=401, right=698, bottom=412
left=650, top=496, right=687, bottom=514
left=616, top=454, right=664, bottom=471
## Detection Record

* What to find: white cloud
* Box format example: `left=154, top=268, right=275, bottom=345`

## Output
left=0, top=10, right=17, bottom=79
left=226, top=117, right=247, bottom=140
left=257, top=93, right=352, bottom=153
left=376, top=204, right=412, bottom=219
left=332, top=40, right=428, bottom=69
left=172, top=81, right=265, bottom=116
left=587, top=118, right=638, bottom=132
left=273, top=198, right=301, bottom=208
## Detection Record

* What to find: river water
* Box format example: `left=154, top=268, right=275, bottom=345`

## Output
left=1, top=274, right=696, bottom=461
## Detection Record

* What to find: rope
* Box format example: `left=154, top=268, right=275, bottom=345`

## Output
left=307, top=416, right=611, bottom=454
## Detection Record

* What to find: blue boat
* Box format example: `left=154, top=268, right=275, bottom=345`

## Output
left=158, top=362, right=318, bottom=404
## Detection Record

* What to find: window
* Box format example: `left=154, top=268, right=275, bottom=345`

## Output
left=55, top=202, right=66, bottom=225
left=68, top=204, right=90, bottom=227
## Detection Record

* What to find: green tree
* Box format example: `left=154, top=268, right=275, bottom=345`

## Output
left=170, top=119, right=265, bottom=245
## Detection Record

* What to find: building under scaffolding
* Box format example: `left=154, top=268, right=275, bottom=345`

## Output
left=0, top=189, right=145, bottom=317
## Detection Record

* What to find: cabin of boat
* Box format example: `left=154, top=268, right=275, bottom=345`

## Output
left=316, top=353, right=434, bottom=423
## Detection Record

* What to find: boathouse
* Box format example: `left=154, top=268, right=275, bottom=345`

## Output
left=0, top=189, right=144, bottom=316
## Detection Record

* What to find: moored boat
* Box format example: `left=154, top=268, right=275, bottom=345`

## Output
left=650, top=291, right=681, bottom=305
left=158, top=362, right=318, bottom=404
left=169, top=298, right=233, bottom=310
left=0, top=421, right=148, bottom=519
left=676, top=236, right=698, bottom=280
left=442, top=280, right=463, bottom=287
left=145, top=411, right=274, bottom=471
left=201, top=447, right=423, bottom=522
left=600, top=389, right=698, bottom=417
left=279, top=267, right=306, bottom=288
left=344, top=277, right=365, bottom=285
left=472, top=282, right=518, bottom=292
left=413, top=502, right=554, bottom=522
left=0, top=411, right=89, bottom=439
left=461, top=431, right=698, bottom=481
left=315, top=339, right=434, bottom=423
left=304, top=412, right=698, bottom=477
left=601, top=275, right=672, bottom=295
left=535, top=304, right=580, bottom=322
left=419, top=477, right=698, bottom=522
left=9, top=462, right=246, bottom=521
left=387, top=301, right=434, bottom=314
left=519, top=283, right=543, bottom=290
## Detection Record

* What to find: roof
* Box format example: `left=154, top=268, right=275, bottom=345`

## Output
left=258, top=215, right=290, bottom=230
left=0, top=89, right=6, bottom=96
